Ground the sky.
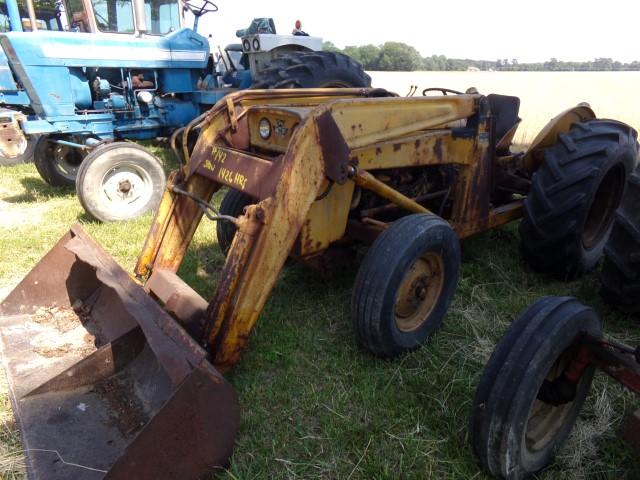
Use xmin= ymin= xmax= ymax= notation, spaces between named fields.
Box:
xmin=193 ymin=0 xmax=640 ymax=63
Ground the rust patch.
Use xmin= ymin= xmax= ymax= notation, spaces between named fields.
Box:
xmin=433 ymin=138 xmax=443 ymax=161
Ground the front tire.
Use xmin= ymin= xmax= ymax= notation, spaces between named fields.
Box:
xmin=34 ymin=135 xmax=87 ymax=187
xmin=470 ymin=297 xmax=601 ymax=480
xmin=251 ymin=51 xmax=371 ymax=89
xmin=520 ymin=120 xmax=638 ymax=279
xmin=216 ymin=188 xmax=255 ymax=255
xmin=76 ymin=142 xmax=166 ymax=222
xmin=601 ymin=169 xmax=640 ymax=312
xmin=351 ymin=214 xmax=461 ymax=358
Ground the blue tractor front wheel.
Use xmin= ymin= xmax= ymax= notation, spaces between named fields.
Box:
xmin=76 ymin=142 xmax=166 ymax=222
xmin=34 ymin=136 xmax=87 ymax=187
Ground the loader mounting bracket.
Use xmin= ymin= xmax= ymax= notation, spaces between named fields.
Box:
xmin=315 ymin=111 xmax=350 ymax=184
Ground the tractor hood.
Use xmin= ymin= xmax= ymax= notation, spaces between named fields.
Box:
xmin=0 ymin=28 xmax=209 ymax=69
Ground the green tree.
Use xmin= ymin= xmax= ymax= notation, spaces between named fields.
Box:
xmin=377 ymin=42 xmax=422 ymax=71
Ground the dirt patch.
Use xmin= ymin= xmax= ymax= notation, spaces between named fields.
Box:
xmin=32 ymin=301 xmax=93 ymax=334
xmin=31 ymin=301 xmax=101 ymax=358
xmin=94 ymin=375 xmax=147 ymax=437
xmin=33 ymin=337 xmax=95 ymax=358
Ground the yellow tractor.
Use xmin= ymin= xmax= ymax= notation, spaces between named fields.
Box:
xmin=0 ymin=87 xmax=637 ymax=478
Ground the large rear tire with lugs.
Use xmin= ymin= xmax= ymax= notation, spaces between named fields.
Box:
xmin=520 ymin=120 xmax=638 ymax=279
xmin=470 ymin=297 xmax=601 ymax=480
xmin=601 ymin=169 xmax=640 ymax=312
xmin=251 ymin=51 xmax=371 ymax=89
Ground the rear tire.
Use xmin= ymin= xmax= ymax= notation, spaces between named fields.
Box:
xmin=470 ymin=296 xmax=601 ymax=479
xmin=34 ymin=135 xmax=87 ymax=187
xmin=216 ymin=188 xmax=254 ymax=255
xmin=352 ymin=214 xmax=460 ymax=358
xmin=601 ymin=169 xmax=640 ymax=312
xmin=251 ymin=51 xmax=371 ymax=89
xmin=76 ymin=142 xmax=166 ymax=222
xmin=0 ymin=134 xmax=38 ymax=166
xmin=520 ymin=120 xmax=638 ymax=279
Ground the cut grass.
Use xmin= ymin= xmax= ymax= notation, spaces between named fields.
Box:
xmin=0 ymin=153 xmax=639 ymax=479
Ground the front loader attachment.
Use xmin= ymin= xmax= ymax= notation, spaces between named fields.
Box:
xmin=0 ymin=225 xmax=239 ymax=480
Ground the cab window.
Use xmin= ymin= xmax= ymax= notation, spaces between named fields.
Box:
xmin=0 ymin=0 xmax=10 ymax=32
xmin=90 ymin=0 xmax=134 ymax=33
xmin=144 ymin=0 xmax=179 ymax=34
xmin=0 ymin=0 xmax=65 ymax=31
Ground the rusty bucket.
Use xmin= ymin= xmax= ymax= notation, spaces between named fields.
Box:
xmin=0 ymin=225 xmax=239 ymax=479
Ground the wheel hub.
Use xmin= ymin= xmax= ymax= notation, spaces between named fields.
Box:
xmin=118 ymin=179 xmax=132 ymax=195
xmin=102 ymin=165 xmax=151 ymax=208
xmin=394 ymin=252 xmax=444 ymax=332
xmin=525 ymin=353 xmax=574 ymax=453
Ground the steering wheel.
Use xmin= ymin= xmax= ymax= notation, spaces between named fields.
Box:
xmin=183 ymin=0 xmax=218 ymax=17
xmin=422 ymin=87 xmax=464 ymax=96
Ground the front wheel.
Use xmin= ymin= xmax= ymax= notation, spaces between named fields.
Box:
xmin=76 ymin=142 xmax=166 ymax=222
xmin=351 ymin=214 xmax=461 ymax=358
xmin=34 ymin=135 xmax=87 ymax=186
xmin=470 ymin=297 xmax=602 ymax=479
xmin=216 ymin=188 xmax=255 ymax=255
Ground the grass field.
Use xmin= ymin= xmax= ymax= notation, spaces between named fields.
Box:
xmin=1 ymin=73 xmax=640 ymax=479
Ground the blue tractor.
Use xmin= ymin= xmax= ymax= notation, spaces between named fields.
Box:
xmin=0 ymin=0 xmax=370 ymax=220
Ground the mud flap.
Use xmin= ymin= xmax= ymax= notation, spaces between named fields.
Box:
xmin=0 ymin=225 xmax=239 ymax=479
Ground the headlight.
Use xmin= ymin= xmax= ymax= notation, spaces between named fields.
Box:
xmin=242 ymin=39 xmax=251 ymax=51
xmin=252 ymin=38 xmax=260 ymax=51
xmin=259 ymin=118 xmax=271 ymax=139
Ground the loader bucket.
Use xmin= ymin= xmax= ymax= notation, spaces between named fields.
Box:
xmin=0 ymin=225 xmax=239 ymax=480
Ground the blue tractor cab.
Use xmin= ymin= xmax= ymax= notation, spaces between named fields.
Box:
xmin=0 ymin=0 xmax=370 ymax=221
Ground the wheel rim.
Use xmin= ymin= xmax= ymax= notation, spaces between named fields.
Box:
xmin=394 ymin=252 xmax=444 ymax=332
xmin=582 ymin=164 xmax=625 ymax=250
xmin=524 ymin=353 xmax=574 ymax=453
xmin=319 ymin=81 xmax=353 ymax=88
xmin=51 ymin=143 xmax=84 ymax=181
xmin=1 ymin=135 xmax=27 ymax=159
xmin=100 ymin=162 xmax=154 ymax=217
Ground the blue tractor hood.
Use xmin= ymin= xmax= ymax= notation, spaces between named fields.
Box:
xmin=0 ymin=28 xmax=210 ymax=69
xmin=0 ymin=28 xmax=210 ymax=117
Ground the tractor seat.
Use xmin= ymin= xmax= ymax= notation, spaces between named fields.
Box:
xmin=487 ymin=94 xmax=520 ymax=149
xmin=226 ymin=44 xmax=243 ymax=52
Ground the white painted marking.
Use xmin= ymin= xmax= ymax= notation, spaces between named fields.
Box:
xmin=40 ymin=45 xmax=207 ymax=62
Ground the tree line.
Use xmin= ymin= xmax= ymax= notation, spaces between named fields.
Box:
xmin=323 ymin=41 xmax=640 ymax=72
